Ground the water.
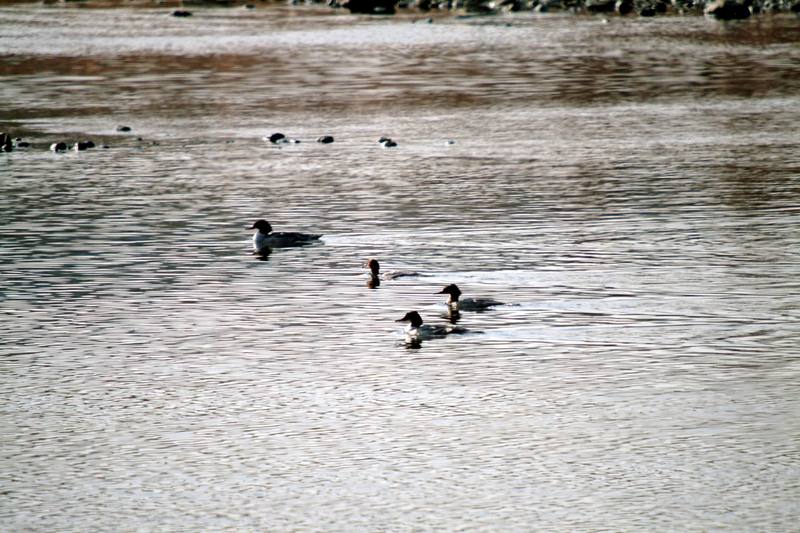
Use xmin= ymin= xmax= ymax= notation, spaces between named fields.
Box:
xmin=2 ymin=5 xmax=800 ymax=531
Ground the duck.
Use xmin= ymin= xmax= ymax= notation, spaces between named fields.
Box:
xmin=438 ymin=283 xmax=503 ymax=312
xmin=396 ymin=311 xmax=467 ymax=341
xmin=378 ymin=136 xmax=397 ymax=148
xmin=250 ymin=219 xmax=322 ymax=252
xmin=366 ymin=258 xmax=419 ymax=283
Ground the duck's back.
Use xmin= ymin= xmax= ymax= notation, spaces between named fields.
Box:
xmin=459 ymin=297 xmax=503 ymax=311
xmin=257 ymin=231 xmax=321 ymax=249
xmin=384 ymin=270 xmax=419 ymax=280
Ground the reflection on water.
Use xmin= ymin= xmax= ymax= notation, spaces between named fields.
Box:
xmin=1 ymin=5 xmax=800 ymax=531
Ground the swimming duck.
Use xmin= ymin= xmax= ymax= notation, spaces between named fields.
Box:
xmin=438 ymin=283 xmax=503 ymax=312
xmin=396 ymin=311 xmax=467 ymax=341
xmin=366 ymin=258 xmax=419 ymax=282
xmin=250 ymin=219 xmax=322 ymax=252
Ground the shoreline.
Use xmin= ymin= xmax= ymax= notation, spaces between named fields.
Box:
xmin=1 ymin=0 xmax=799 ymax=18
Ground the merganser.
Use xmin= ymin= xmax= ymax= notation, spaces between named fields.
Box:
xmin=438 ymin=284 xmax=503 ymax=312
xmin=250 ymin=219 xmax=321 ymax=252
xmin=379 ymin=136 xmax=397 ymax=148
xmin=396 ymin=311 xmax=467 ymax=341
xmin=366 ymin=258 xmax=419 ymax=282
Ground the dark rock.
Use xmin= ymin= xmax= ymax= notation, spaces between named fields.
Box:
xmin=587 ymin=0 xmax=616 ymax=11
xmin=172 ymin=9 xmax=193 ymax=16
xmin=73 ymin=140 xmax=95 ymax=151
xmin=1 ymin=132 xmax=12 ymax=152
xmin=268 ymin=133 xmax=286 ymax=144
xmin=317 ymin=135 xmax=335 ymax=144
xmin=792 ymin=1 xmax=800 ymax=12
xmin=462 ymin=0 xmax=496 ymax=11
xmin=615 ymin=0 xmax=635 ymax=13
xmin=704 ymin=0 xmax=751 ymax=18
xmin=342 ymin=0 xmax=397 ymax=13
xmin=50 ymin=142 xmax=68 ymax=152
xmin=116 ymin=125 xmax=132 ymax=132
xmin=499 ymin=0 xmax=524 ymax=9
xmin=640 ymin=5 xmax=656 ymax=14
xmin=654 ymin=1 xmax=668 ymax=12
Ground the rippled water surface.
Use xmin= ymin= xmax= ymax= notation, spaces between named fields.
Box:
xmin=2 ymin=5 xmax=800 ymax=531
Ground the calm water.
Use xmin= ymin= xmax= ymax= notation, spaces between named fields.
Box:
xmin=2 ymin=5 xmax=800 ymax=531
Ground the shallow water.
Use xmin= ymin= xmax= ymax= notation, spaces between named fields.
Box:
xmin=1 ymin=5 xmax=800 ymax=531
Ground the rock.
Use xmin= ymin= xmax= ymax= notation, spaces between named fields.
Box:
xmin=587 ymin=0 xmax=616 ymax=11
xmin=615 ymin=0 xmax=635 ymax=13
xmin=704 ymin=0 xmax=751 ymax=18
xmin=268 ymin=133 xmax=286 ymax=144
xmin=73 ymin=140 xmax=95 ymax=151
xmin=791 ymin=0 xmax=800 ymax=11
xmin=172 ymin=9 xmax=192 ymax=16
xmin=50 ymin=142 xmax=68 ymax=152
xmin=342 ymin=0 xmax=397 ymax=13
xmin=1 ymin=132 xmax=12 ymax=152
xmin=116 ymin=125 xmax=132 ymax=132
xmin=316 ymin=135 xmax=334 ymax=144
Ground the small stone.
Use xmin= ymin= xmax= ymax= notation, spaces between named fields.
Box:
xmin=317 ymin=135 xmax=334 ymax=144
xmin=116 ymin=125 xmax=132 ymax=132
xmin=172 ymin=9 xmax=192 ymax=16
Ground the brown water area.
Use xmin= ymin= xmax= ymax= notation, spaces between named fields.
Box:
xmin=1 ymin=4 xmax=800 ymax=531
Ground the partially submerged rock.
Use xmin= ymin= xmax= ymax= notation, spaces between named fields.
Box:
xmin=73 ymin=140 xmax=96 ymax=151
xmin=1 ymin=132 xmax=12 ymax=152
xmin=342 ymin=0 xmax=397 ymax=13
xmin=704 ymin=0 xmax=751 ymax=17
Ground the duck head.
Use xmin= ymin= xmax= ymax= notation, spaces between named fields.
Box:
xmin=367 ymin=258 xmax=380 ymax=277
xmin=250 ymin=219 xmax=272 ymax=233
xmin=437 ymin=284 xmax=462 ymax=302
xmin=396 ymin=311 xmax=423 ymax=328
